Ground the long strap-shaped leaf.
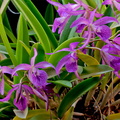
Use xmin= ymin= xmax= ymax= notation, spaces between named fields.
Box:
xmin=0 ymin=14 xmax=18 ymax=66
xmin=58 ymin=77 xmax=100 ymax=118
xmin=11 ymin=0 xmax=51 ymax=59
xmin=22 ymin=0 xmax=58 ymax=49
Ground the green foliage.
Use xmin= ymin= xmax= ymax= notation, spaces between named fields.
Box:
xmin=58 ymin=77 xmax=100 ymax=118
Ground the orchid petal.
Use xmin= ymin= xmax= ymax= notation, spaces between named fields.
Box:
xmin=14 ymin=95 xmax=27 ymax=111
xmin=58 ymin=17 xmax=70 ymax=34
xmin=0 ymin=77 xmax=4 ymax=95
xmin=1 ymin=66 xmax=12 ymax=74
xmin=76 ymin=24 xmax=86 ymax=33
xmin=22 ymin=85 xmax=34 ymax=94
xmin=28 ymin=69 xmax=48 ymax=87
xmin=113 ymin=37 xmax=120 ymax=44
xmin=70 ymin=17 xmax=89 ymax=28
xmin=65 ymin=57 xmax=78 ymax=72
xmin=12 ymin=64 xmax=31 ymax=76
xmin=66 ymin=10 xmax=85 ymax=15
xmin=69 ymin=42 xmax=80 ymax=50
xmin=79 ymin=27 xmax=92 ymax=49
xmin=89 ymin=8 xmax=97 ymax=23
xmin=56 ymin=54 xmax=70 ymax=74
xmin=30 ymin=48 xmax=38 ymax=66
xmin=95 ymin=25 xmax=111 ymax=40
xmin=32 ymin=88 xmax=47 ymax=102
xmin=52 ymin=17 xmax=66 ymax=33
xmin=0 ymin=87 xmax=18 ymax=102
xmin=102 ymin=0 xmax=112 ymax=5
xmin=94 ymin=16 xmax=118 ymax=26
xmin=35 ymin=61 xmax=55 ymax=69
xmin=113 ymin=0 xmax=120 ymax=11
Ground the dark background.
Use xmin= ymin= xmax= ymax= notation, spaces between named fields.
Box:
xmin=6 ymin=0 xmax=48 ymax=35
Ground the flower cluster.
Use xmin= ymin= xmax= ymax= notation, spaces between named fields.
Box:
xmin=0 ymin=49 xmax=56 ymax=111
xmin=46 ymin=0 xmax=120 ymax=77
xmin=1 ymin=0 xmax=120 ymax=116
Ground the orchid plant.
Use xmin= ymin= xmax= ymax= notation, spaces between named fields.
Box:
xmin=0 ymin=0 xmax=120 ymax=120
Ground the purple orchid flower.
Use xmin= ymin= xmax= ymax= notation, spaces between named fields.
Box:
xmin=47 ymin=42 xmax=81 ymax=79
xmin=12 ymin=48 xmax=55 ymax=88
xmin=0 ymin=83 xmax=34 ymax=111
xmin=71 ymin=8 xmax=118 ymax=49
xmin=0 ymin=66 xmax=15 ymax=95
xmin=0 ymin=82 xmax=51 ymax=111
xmin=101 ymin=43 xmax=120 ymax=77
xmin=47 ymin=0 xmax=85 ymax=34
xmin=102 ymin=0 xmax=120 ymax=11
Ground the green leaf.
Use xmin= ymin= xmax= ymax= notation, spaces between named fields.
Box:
xmin=79 ymin=65 xmax=113 ymax=78
xmin=5 ymin=27 xmax=17 ymax=43
xmin=44 ymin=4 xmax=54 ymax=24
xmin=85 ymin=0 xmax=97 ymax=8
xmin=22 ymin=0 xmax=58 ymax=49
xmin=16 ymin=13 xmax=29 ymax=64
xmin=48 ymin=80 xmax=72 ymax=88
xmin=106 ymin=113 xmax=120 ymax=120
xmin=62 ymin=106 xmax=74 ymax=120
xmin=58 ymin=77 xmax=100 ymax=118
xmin=62 ymin=0 xmax=75 ymax=4
xmin=0 ymin=14 xmax=18 ymax=66
xmin=13 ymin=109 xmax=56 ymax=120
xmin=11 ymin=0 xmax=51 ymax=59
xmin=0 ymin=58 xmax=12 ymax=66
xmin=77 ymin=52 xmax=99 ymax=66
xmin=0 ymin=0 xmax=10 ymax=15
xmin=48 ymin=37 xmax=84 ymax=66
xmin=0 ymin=44 xmax=8 ymax=54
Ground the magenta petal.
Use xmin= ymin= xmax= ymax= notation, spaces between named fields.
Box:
xmin=69 ymin=42 xmax=80 ymax=50
xmin=56 ymin=54 xmax=70 ymax=74
xmin=22 ymin=85 xmax=34 ymax=94
xmin=52 ymin=17 xmax=65 ymax=33
xmin=95 ymin=25 xmax=111 ymax=40
xmin=89 ymin=8 xmax=97 ymax=23
xmin=32 ymin=88 xmax=47 ymax=101
xmin=12 ymin=64 xmax=31 ymax=76
xmin=71 ymin=17 xmax=89 ymax=28
xmin=0 ymin=87 xmax=17 ymax=102
xmin=0 ymin=77 xmax=4 ymax=95
xmin=28 ymin=69 xmax=48 ymax=87
xmin=102 ymin=0 xmax=112 ymax=5
xmin=30 ymin=48 xmax=38 ymax=66
xmin=114 ymin=0 xmax=120 ymax=11
xmin=65 ymin=57 xmax=78 ymax=72
xmin=35 ymin=61 xmax=55 ymax=69
xmin=76 ymin=24 xmax=86 ymax=33
xmin=1 ymin=66 xmax=12 ymax=74
xmin=14 ymin=95 xmax=27 ymax=111
xmin=58 ymin=17 xmax=69 ymax=34
xmin=113 ymin=37 xmax=120 ymax=44
xmin=94 ymin=17 xmax=118 ymax=26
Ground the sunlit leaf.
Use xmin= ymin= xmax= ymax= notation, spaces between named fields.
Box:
xmin=48 ymin=80 xmax=72 ymax=88
xmin=106 ymin=113 xmax=120 ymax=120
xmin=13 ymin=109 xmax=56 ymax=120
xmin=80 ymin=65 xmax=113 ymax=78
xmin=77 ymin=51 xmax=99 ymax=66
